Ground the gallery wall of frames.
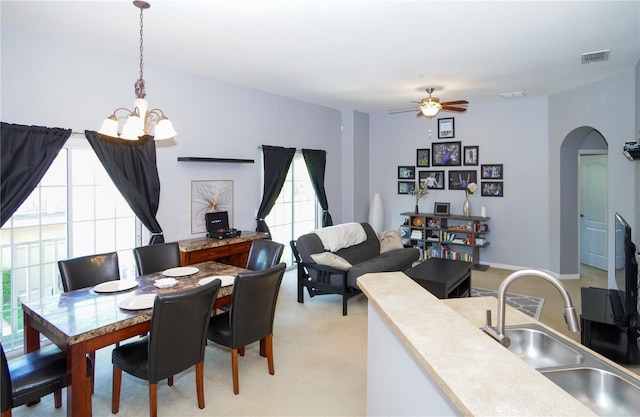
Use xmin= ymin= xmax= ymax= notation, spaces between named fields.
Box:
xmin=397 ymin=117 xmax=504 ymax=198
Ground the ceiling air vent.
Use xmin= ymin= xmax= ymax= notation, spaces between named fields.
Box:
xmin=581 ymin=50 xmax=610 ymax=64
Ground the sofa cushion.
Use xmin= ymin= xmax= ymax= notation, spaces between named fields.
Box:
xmin=310 ymin=252 xmax=353 ymax=270
xmin=378 ymin=228 xmax=403 ymax=254
xmin=347 ymin=247 xmax=420 ymax=288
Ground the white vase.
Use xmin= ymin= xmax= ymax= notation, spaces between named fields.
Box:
xmin=463 ymin=197 xmax=471 ymax=217
xmin=369 ymin=193 xmax=384 ymax=233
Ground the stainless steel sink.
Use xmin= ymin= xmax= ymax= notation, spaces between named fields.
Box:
xmin=542 ymin=367 xmax=640 ymax=417
xmin=504 ymin=327 xmax=584 ymax=368
xmin=500 ymin=324 xmax=640 ymax=416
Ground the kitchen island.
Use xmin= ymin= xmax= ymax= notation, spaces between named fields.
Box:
xmin=357 ymin=271 xmax=597 ymax=416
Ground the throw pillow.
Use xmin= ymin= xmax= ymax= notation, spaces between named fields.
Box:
xmin=311 ymin=252 xmax=353 ymax=270
xmin=378 ymin=228 xmax=404 ymax=254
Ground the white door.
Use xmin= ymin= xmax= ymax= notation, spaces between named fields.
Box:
xmin=579 ymin=154 xmax=608 ymax=270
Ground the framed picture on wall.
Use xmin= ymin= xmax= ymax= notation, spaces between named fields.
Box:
xmin=481 ymin=164 xmax=503 ymax=179
xmin=416 ymin=149 xmax=430 ymax=167
xmin=190 ymin=180 xmax=234 ymax=234
xmin=434 ymin=202 xmax=451 ymax=216
xmin=448 ymin=170 xmax=478 ymax=190
xmin=398 ymin=181 xmax=416 ymax=194
xmin=463 ymin=146 xmax=479 ymax=165
xmin=438 ymin=117 xmax=455 ymax=139
xmin=481 ymin=181 xmax=504 ymax=197
xmin=431 ymin=141 xmax=461 ymax=166
xmin=398 ymin=166 xmax=416 ymax=179
xmin=419 ymin=170 xmax=445 ymax=189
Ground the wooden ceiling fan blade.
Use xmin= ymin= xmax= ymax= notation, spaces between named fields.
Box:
xmin=440 ymin=100 xmax=469 ymax=106
xmin=416 ymin=111 xmax=426 ymax=118
xmin=441 ymin=106 xmax=468 ymax=113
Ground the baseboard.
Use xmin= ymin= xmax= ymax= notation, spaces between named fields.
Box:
xmin=477 ymin=262 xmax=578 ymax=280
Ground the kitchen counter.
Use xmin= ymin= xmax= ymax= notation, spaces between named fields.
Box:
xmin=358 ymin=271 xmax=596 ymax=416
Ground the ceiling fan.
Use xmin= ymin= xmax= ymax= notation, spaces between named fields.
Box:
xmin=388 ymin=88 xmax=469 ymax=119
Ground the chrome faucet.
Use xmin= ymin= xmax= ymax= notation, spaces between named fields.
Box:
xmin=483 ymin=269 xmax=581 ymax=347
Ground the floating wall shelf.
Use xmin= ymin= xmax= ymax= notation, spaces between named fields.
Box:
xmin=177 ymin=157 xmax=255 ymax=164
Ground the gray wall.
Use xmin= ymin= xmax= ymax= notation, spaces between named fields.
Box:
xmin=549 ymin=71 xmax=637 ymax=283
xmin=369 ymin=96 xmax=551 ymax=270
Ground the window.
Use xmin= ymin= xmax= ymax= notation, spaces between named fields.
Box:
xmin=265 ymin=153 xmax=318 ymax=266
xmin=0 ymin=137 xmax=141 ymax=352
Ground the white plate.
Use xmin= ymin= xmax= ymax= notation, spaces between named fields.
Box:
xmin=162 ymin=266 xmax=199 ymax=277
xmin=118 ymin=294 xmax=157 ymax=311
xmin=199 ymin=275 xmax=235 ymax=287
xmin=154 ymin=278 xmax=178 ymax=288
xmin=94 ymin=280 xmax=138 ymax=293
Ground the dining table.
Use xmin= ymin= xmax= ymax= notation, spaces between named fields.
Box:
xmin=21 ymin=260 xmax=245 ymax=417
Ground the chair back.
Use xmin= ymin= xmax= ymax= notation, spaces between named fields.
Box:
xmin=230 ymin=263 xmax=286 ymax=348
xmin=133 ymin=242 xmax=181 ymax=275
xmin=147 ymin=280 xmax=221 ymax=384
xmin=246 ymin=239 xmax=284 ymax=271
xmin=58 ymin=251 xmax=120 ymax=292
xmin=1 ymin=343 xmax=11 ymax=412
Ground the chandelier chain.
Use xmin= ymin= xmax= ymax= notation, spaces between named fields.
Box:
xmin=134 ymin=4 xmax=146 ymax=99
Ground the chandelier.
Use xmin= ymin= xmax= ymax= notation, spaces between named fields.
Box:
xmin=98 ymin=1 xmax=176 ymax=141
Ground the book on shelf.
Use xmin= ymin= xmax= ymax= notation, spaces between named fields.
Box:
xmin=440 ymin=231 xmax=457 ymax=242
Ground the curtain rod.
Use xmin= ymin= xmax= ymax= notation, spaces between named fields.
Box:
xmin=256 ymin=146 xmax=327 ymax=154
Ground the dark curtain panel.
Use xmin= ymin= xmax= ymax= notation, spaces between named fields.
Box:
xmin=302 ymin=148 xmax=333 ymax=227
xmin=85 ymin=131 xmax=165 ymax=244
xmin=256 ymin=145 xmax=296 ymax=237
xmin=1 ymin=122 xmax=70 ymax=227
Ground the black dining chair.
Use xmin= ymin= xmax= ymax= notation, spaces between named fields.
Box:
xmin=245 ymin=239 xmax=284 ymax=271
xmin=132 ymin=242 xmax=182 ymax=275
xmin=58 ymin=251 xmax=120 ymax=292
xmin=111 ymin=279 xmax=222 ymax=417
xmin=207 ymin=263 xmax=286 ymax=394
xmin=1 ymin=342 xmax=92 ymax=417
xmin=58 ymin=251 xmax=120 ymax=392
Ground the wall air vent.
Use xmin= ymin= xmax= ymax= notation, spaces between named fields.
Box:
xmin=581 ymin=50 xmax=610 ymax=64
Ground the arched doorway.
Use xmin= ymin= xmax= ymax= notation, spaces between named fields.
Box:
xmin=559 ymin=126 xmax=608 ymax=277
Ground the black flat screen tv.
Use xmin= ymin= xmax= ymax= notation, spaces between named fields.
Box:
xmin=614 ymin=212 xmax=639 ymax=325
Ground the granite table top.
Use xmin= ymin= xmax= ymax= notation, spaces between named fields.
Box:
xmin=177 ymin=231 xmax=269 ymax=252
xmin=22 ymin=261 xmax=244 ymax=346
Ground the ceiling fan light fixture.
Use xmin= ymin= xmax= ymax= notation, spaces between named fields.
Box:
xmin=421 ymin=102 xmax=442 ymax=118
xmin=98 ymin=1 xmax=176 ymax=141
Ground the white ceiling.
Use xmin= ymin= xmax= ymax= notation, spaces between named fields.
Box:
xmin=2 ymin=0 xmax=639 ymax=114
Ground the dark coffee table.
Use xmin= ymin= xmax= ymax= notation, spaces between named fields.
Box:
xmin=404 ymin=257 xmax=472 ymax=299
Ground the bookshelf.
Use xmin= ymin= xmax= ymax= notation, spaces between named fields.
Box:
xmin=401 ymin=212 xmax=491 ymax=271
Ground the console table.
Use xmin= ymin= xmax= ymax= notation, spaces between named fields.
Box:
xmin=178 ymin=231 xmax=268 ymax=267
xmin=580 ymin=287 xmax=640 ymax=364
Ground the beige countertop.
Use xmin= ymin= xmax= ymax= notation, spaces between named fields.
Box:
xmin=358 ymin=271 xmax=596 ymax=416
